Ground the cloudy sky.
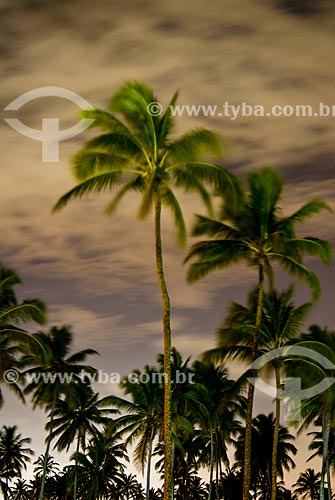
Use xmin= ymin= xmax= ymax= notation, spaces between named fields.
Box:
xmin=0 ymin=0 xmax=334 ymax=488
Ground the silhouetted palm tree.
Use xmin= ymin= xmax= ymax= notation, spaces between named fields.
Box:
xmin=47 ymin=389 xmax=117 ymax=500
xmin=185 ymin=166 xmax=332 ymax=500
xmin=207 ymin=286 xmax=311 ymax=500
xmin=23 ymin=325 xmax=97 ymax=500
xmin=53 ymin=79 xmax=237 ymax=500
xmin=8 ymin=478 xmax=30 ymax=500
xmin=192 ymin=360 xmax=244 ymax=500
xmin=0 ymin=266 xmax=46 ymax=406
xmin=235 ymin=413 xmax=296 ymax=495
xmin=68 ymin=432 xmax=127 ymax=500
xmin=0 ymin=426 xmax=34 ymax=500
xmin=109 ymin=365 xmax=162 ymax=499
xmin=293 ymin=468 xmax=321 ymax=500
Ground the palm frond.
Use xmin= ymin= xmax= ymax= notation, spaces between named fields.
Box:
xmin=161 ymin=186 xmax=186 ymax=246
xmin=105 ymin=175 xmax=145 ymax=214
xmin=0 ymin=300 xmax=46 ymax=325
xmin=110 ymin=80 xmax=159 ymax=152
xmin=280 ymin=199 xmax=332 ymax=228
xmin=53 ymin=171 xmax=123 ymax=212
xmin=157 ymin=90 xmax=179 ymax=146
xmin=270 ymin=253 xmax=321 ymax=301
xmin=185 ymin=240 xmax=250 ymax=282
xmin=192 ymin=214 xmax=242 ymax=239
xmin=72 ymin=150 xmax=130 ymax=181
xmin=284 ymin=237 xmax=333 ymax=266
xmin=167 ymin=129 xmax=222 ymax=163
xmin=138 ymin=174 xmax=156 ymax=219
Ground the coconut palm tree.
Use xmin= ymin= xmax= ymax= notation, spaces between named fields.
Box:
xmin=47 ymin=389 xmax=118 ymax=500
xmin=109 ymin=365 xmax=163 ymax=500
xmin=67 ymin=432 xmax=127 ymax=500
xmin=192 ymin=360 xmax=245 ymax=500
xmin=118 ymin=473 xmax=145 ymax=500
xmin=293 ymin=469 xmax=321 ymax=500
xmin=8 ymin=479 xmax=30 ymax=500
xmin=185 ymin=166 xmax=332 ymax=500
xmin=288 ymin=325 xmax=335 ymax=500
xmin=53 ymin=80 xmax=237 ymax=500
xmin=23 ymin=325 xmax=98 ymax=500
xmin=0 ymin=266 xmax=46 ymax=406
xmin=0 ymin=426 xmax=34 ymax=500
xmin=308 ymin=423 xmax=335 ymax=500
xmin=234 ymin=413 xmax=297 ymax=496
xmin=206 ymin=286 xmax=312 ymax=500
xmin=33 ymin=454 xmax=60 ymax=479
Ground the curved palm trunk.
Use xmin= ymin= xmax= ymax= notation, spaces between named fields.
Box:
xmin=320 ymin=412 xmax=331 ymax=500
xmin=270 ymin=365 xmax=281 ymax=500
xmin=146 ymin=427 xmax=154 ymax=500
xmin=154 ymin=196 xmax=173 ymax=500
xmin=73 ymin=433 xmax=80 ymax=500
xmin=242 ymin=258 xmax=265 ymax=500
xmin=208 ymin=425 xmax=215 ymax=500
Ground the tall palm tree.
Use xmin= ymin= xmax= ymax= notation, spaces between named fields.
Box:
xmin=234 ymin=413 xmax=297 ymax=496
xmin=109 ymin=365 xmax=162 ymax=500
xmin=23 ymin=325 xmax=98 ymax=500
xmin=53 ymin=80 xmax=237 ymax=500
xmin=206 ymin=286 xmax=311 ymax=500
xmin=308 ymin=423 xmax=335 ymax=500
xmin=0 ymin=426 xmax=34 ymax=500
xmin=293 ymin=469 xmax=321 ymax=500
xmin=288 ymin=325 xmax=335 ymax=500
xmin=47 ymin=389 xmax=118 ymax=500
xmin=192 ymin=360 xmax=245 ymax=500
xmin=185 ymin=166 xmax=332 ymax=500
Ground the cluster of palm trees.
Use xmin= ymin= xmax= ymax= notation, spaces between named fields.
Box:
xmin=0 ymin=336 xmax=334 ymax=499
xmin=0 ymin=80 xmax=333 ymax=500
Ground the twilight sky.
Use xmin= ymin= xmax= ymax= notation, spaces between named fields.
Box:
xmin=0 ymin=0 xmax=334 ymax=489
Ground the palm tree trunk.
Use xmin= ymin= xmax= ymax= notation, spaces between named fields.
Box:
xmin=154 ymin=195 xmax=173 ymax=500
xmin=208 ymin=425 xmax=215 ymax=500
xmin=39 ymin=386 xmax=58 ymax=500
xmin=146 ymin=427 xmax=154 ymax=500
xmin=320 ymin=412 xmax=330 ymax=500
xmin=242 ymin=258 xmax=264 ymax=500
xmin=270 ymin=365 xmax=281 ymax=500
xmin=326 ymin=457 xmax=332 ymax=500
xmin=215 ymin=434 xmax=220 ymax=500
xmin=73 ymin=433 xmax=80 ymax=500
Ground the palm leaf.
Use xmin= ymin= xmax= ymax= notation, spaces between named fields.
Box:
xmin=161 ymin=186 xmax=186 ymax=246
xmin=105 ymin=175 xmax=145 ymax=214
xmin=53 ymin=171 xmax=123 ymax=212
